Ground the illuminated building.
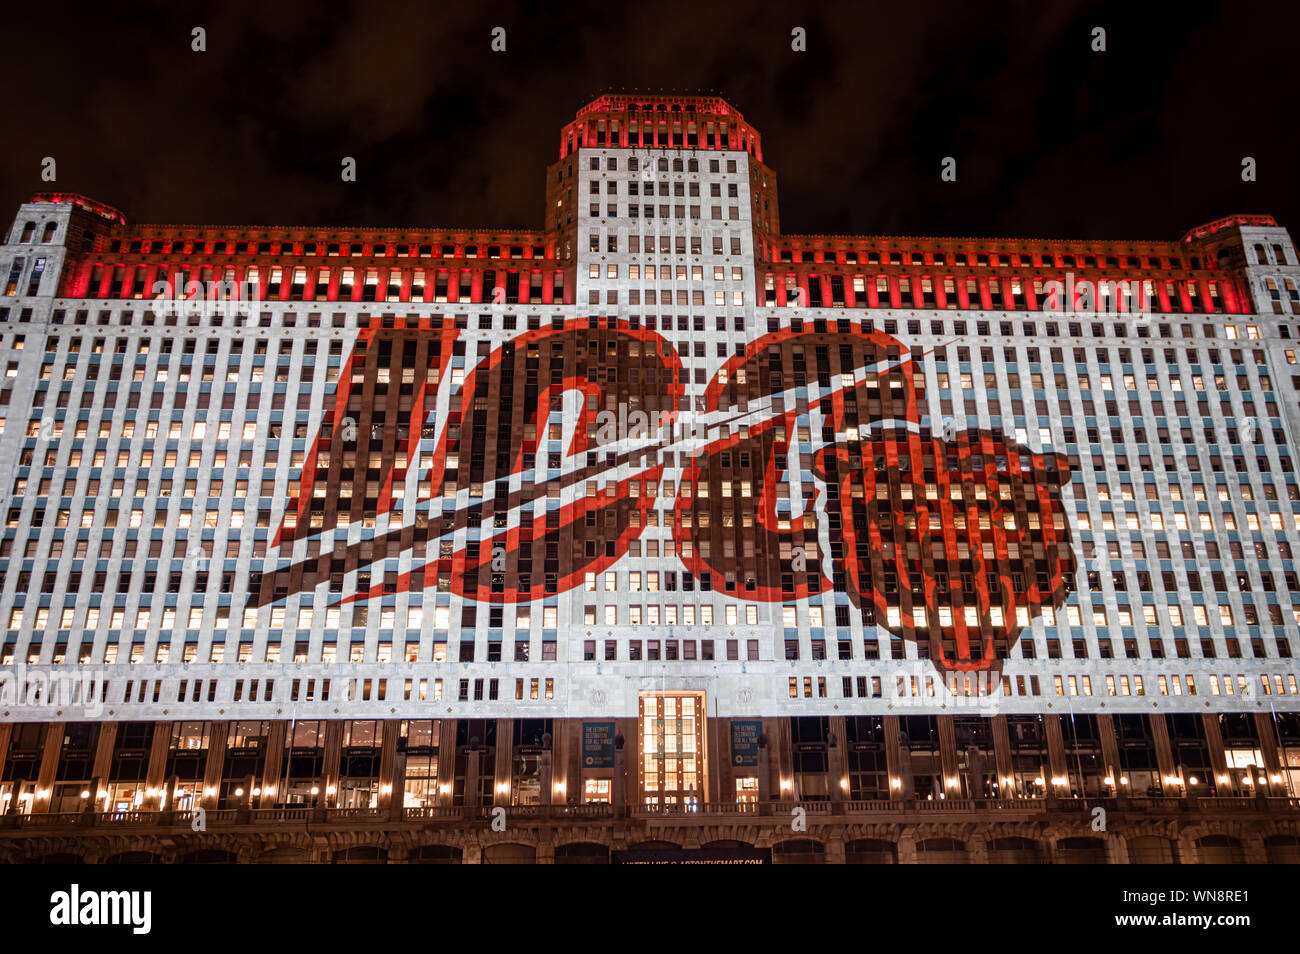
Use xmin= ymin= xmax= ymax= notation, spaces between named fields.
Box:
xmin=0 ymin=95 xmax=1296 ymax=863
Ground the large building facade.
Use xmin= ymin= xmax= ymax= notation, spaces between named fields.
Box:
xmin=0 ymin=94 xmax=1297 ymax=863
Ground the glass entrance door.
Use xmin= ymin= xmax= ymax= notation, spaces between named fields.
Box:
xmin=639 ymin=691 xmax=706 ymax=806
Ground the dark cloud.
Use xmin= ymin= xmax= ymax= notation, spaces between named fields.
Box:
xmin=2 ymin=0 xmax=1297 ymax=240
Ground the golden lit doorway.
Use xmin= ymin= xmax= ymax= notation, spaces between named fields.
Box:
xmin=639 ymin=690 xmax=707 ymax=806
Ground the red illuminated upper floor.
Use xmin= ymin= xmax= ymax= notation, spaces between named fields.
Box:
xmin=6 ymin=95 xmax=1291 ymax=316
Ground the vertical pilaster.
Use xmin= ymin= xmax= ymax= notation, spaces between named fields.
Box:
xmin=0 ymin=722 xmax=12 ymax=784
xmin=1097 ymin=715 xmax=1121 ymax=794
xmin=829 ymin=715 xmax=847 ymax=801
xmin=377 ymin=718 xmax=399 ymax=811
xmin=1200 ymin=713 xmax=1230 ymax=795
xmin=436 ymin=719 xmax=457 ymax=807
xmin=465 ymin=745 xmax=482 ymax=808
xmin=706 ymin=713 xmax=724 ymax=803
xmin=145 ymin=722 xmax=171 ymax=791
xmin=769 ymin=717 xmax=792 ymax=799
xmin=201 ymin=720 xmax=228 ymax=809
xmin=321 ymin=720 xmax=343 ymax=806
xmin=617 ymin=716 xmax=636 ymax=810
xmin=91 ymin=722 xmax=117 ymax=779
xmin=1044 ymin=714 xmax=1069 ymax=796
xmin=32 ymin=721 xmax=64 ymax=813
xmin=1254 ymin=712 xmax=1286 ymax=795
xmin=562 ymin=719 xmax=582 ymax=805
xmin=1149 ymin=714 xmax=1178 ymax=796
xmin=493 ymin=718 xmax=513 ymax=806
xmin=259 ymin=721 xmax=286 ymax=807
xmin=937 ymin=716 xmax=959 ymax=798
xmin=884 ymin=715 xmax=903 ymax=800
xmin=714 ymin=716 xmax=734 ymax=803
xmin=991 ymin=715 xmax=1014 ymax=798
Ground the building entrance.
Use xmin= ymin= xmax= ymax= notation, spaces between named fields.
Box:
xmin=638 ymin=690 xmax=706 ymax=806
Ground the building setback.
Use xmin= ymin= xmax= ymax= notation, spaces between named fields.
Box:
xmin=0 ymin=94 xmax=1297 ymax=863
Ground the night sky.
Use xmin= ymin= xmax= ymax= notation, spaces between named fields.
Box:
xmin=4 ymin=0 xmax=1298 ymax=241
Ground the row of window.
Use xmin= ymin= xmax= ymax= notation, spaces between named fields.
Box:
xmin=760 ymin=242 xmax=1293 ymax=270
xmin=821 ymin=671 xmax=1300 ymax=701
xmin=2 ymin=257 xmax=47 ymax=297
xmin=759 ymin=272 xmax=1252 ymax=314
xmin=582 ymin=601 xmax=755 ymax=624
xmin=588 ymin=203 xmax=741 ymax=221
xmin=6 ymin=621 xmax=1295 ymax=670
xmin=586 ymin=232 xmax=744 ymax=256
xmin=588 ymin=289 xmax=746 ymax=307
xmin=576 ymin=155 xmax=740 ymax=174
xmin=586 ymin=178 xmax=739 ymax=198
xmin=68 ymin=264 xmax=568 ymax=305
xmin=10 ymin=231 xmax=1281 ymax=283
xmin=563 ymin=116 xmax=761 ymax=161
xmin=2 ymin=308 xmax=581 ymax=331
xmin=11 ymin=222 xmax=58 ymax=244
xmin=96 ymin=239 xmax=549 ymax=260
xmin=588 ymin=263 xmax=746 ymax=281
xmin=778 ymin=631 xmax=1290 ymax=662
xmin=0 ymin=670 xmax=557 ymax=708
xmin=1 ymin=637 xmax=565 ymax=666
xmin=3 ymin=600 xmax=1296 ymax=660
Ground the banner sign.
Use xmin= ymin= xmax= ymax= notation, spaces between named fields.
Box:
xmin=582 ymin=721 xmax=616 ymax=768
xmin=731 ymin=720 xmax=762 ymax=767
